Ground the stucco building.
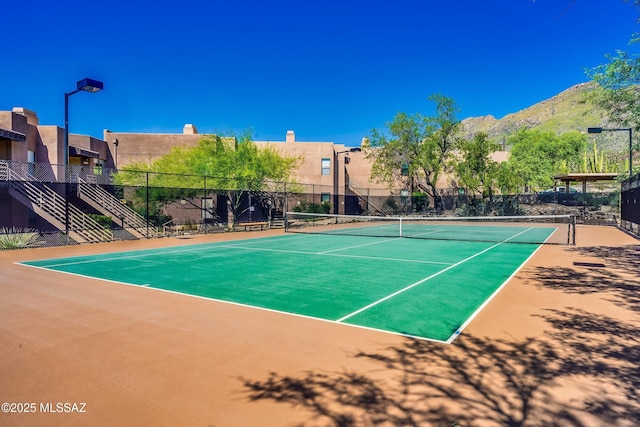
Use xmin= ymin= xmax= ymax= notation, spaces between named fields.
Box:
xmin=3 ymin=105 xmax=502 ymax=240
xmin=102 ymin=126 xmax=398 ymax=216
xmin=1 ymin=107 xmax=115 ymax=234
xmin=1 ymin=106 xmax=406 ymax=239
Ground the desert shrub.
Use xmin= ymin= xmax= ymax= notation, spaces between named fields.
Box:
xmin=0 ymin=227 xmax=39 ymax=250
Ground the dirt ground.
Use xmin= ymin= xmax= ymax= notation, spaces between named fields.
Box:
xmin=0 ymin=226 xmax=638 ymax=426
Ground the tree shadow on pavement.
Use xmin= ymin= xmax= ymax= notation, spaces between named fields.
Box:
xmin=536 ymin=308 xmax=640 ymax=415
xmin=527 ymin=245 xmax=640 ymax=312
xmin=241 ymin=314 xmax=640 ymax=426
xmin=240 ymin=245 xmax=640 ymax=426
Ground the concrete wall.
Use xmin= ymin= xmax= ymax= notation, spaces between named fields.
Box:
xmin=104 ymin=129 xmax=202 ymax=168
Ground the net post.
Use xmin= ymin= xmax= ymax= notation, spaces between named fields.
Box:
xmin=284 ymin=212 xmax=289 ymax=233
xmin=571 ymin=215 xmax=576 ymax=245
xmin=399 ymin=217 xmax=403 ymax=238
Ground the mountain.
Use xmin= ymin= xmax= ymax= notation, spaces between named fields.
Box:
xmin=461 ymin=82 xmax=608 ymax=146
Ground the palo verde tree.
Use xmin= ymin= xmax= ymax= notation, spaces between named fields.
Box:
xmin=114 ymin=131 xmax=301 ymax=227
xmin=366 ymin=94 xmax=463 ymax=211
xmin=453 ymin=132 xmax=501 ymax=198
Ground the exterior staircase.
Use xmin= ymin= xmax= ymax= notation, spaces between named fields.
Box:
xmin=270 ymin=210 xmax=285 ymax=228
xmin=76 ymin=176 xmax=157 ymax=238
xmin=347 ymin=181 xmax=394 ymax=216
xmin=252 ymin=190 xmax=286 ymax=227
xmin=1 ymin=162 xmax=112 ymax=244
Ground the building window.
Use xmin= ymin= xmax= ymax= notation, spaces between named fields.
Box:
xmin=321 ymin=193 xmax=330 ymax=203
xmin=27 ymin=150 xmax=36 ymax=175
xmin=321 ymin=158 xmax=331 ymax=175
xmin=94 ymin=159 xmax=105 ymax=176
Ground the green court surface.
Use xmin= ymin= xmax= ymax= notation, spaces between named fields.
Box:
xmin=18 ymin=229 xmax=551 ymax=343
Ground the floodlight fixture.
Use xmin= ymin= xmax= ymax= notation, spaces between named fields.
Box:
xmin=76 ymin=78 xmax=104 ymax=93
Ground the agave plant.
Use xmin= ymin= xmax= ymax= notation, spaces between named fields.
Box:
xmin=0 ymin=227 xmax=39 ymax=250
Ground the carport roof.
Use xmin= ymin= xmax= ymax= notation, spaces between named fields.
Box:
xmin=553 ymin=173 xmax=618 ymax=182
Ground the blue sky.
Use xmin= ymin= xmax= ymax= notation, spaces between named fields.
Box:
xmin=1 ymin=0 xmax=638 ymax=146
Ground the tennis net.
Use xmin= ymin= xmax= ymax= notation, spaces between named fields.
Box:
xmin=284 ymin=212 xmax=576 ymax=245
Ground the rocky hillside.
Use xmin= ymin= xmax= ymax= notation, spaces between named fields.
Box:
xmin=461 ymin=82 xmax=608 ymax=146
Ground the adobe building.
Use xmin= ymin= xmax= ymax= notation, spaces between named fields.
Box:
xmin=1 ymin=107 xmax=115 ymax=230
xmin=1 ymin=107 xmax=114 ymax=171
xmin=103 ymin=126 xmax=394 ymax=215
xmin=3 ymin=104 xmax=503 ymax=236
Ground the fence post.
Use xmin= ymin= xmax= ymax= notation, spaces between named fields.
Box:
xmin=64 ymin=165 xmax=70 ymax=245
xmin=146 ymin=172 xmax=149 ymax=238
xmin=284 ymin=182 xmax=288 ymax=216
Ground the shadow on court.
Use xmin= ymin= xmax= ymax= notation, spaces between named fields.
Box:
xmin=530 ymin=245 xmax=640 ymax=312
xmin=239 ymin=245 xmax=640 ymax=426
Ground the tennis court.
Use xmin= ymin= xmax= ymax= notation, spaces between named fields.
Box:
xmin=18 ymin=217 xmax=567 ymax=342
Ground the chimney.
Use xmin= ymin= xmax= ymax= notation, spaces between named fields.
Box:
xmin=12 ymin=107 xmax=39 ymax=125
xmin=286 ymin=130 xmax=295 ymax=142
xmin=183 ymin=124 xmax=198 ymax=134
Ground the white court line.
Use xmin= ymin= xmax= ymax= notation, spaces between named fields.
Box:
xmin=445 ymin=226 xmax=557 ymax=343
xmin=24 ymin=244 xmax=223 ymax=268
xmin=408 ymin=225 xmax=532 ymax=239
xmin=225 ymin=233 xmax=314 ymax=246
xmin=445 ymin=243 xmax=545 ymax=344
xmin=17 ymin=262 xmax=148 ymax=287
xmin=336 ymin=227 xmax=534 ymax=323
xmin=410 ymin=228 xmax=446 ymax=237
xmin=15 ymin=259 xmax=449 ymax=344
xmin=217 ymin=244 xmax=452 ymax=266
xmin=317 ymin=237 xmax=400 ymax=254
xmin=21 ymin=234 xmax=315 ymax=268
xmin=323 ymin=252 xmax=450 ymax=265
xmin=20 ymin=233 xmax=451 ymax=269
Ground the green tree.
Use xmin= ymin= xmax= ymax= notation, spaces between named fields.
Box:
xmin=586 ymin=33 xmax=640 ymax=175
xmin=114 ymin=132 xmax=301 ymax=227
xmin=501 ymin=129 xmax=586 ymax=192
xmin=366 ymin=94 xmax=462 ymax=211
xmin=587 ymin=44 xmax=640 ymax=131
xmin=454 ymin=132 xmax=500 ymax=197
xmin=495 ymin=161 xmax=523 ymax=195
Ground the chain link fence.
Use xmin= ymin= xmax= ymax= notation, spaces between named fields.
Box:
xmin=0 ymin=160 xmax=624 ymax=248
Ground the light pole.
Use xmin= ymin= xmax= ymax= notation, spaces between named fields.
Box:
xmin=64 ymin=78 xmax=104 ymax=166
xmin=63 ymin=77 xmax=104 ymax=238
xmin=333 ymin=147 xmax=362 ymax=214
xmin=587 ymin=127 xmax=633 ymax=177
